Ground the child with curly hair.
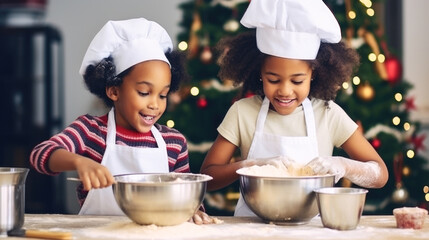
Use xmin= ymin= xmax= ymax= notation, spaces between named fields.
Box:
xmin=30 ymin=17 xmax=213 ymax=224
xmin=200 ymin=0 xmax=388 ymax=216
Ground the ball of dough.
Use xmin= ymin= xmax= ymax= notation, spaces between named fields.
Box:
xmin=393 ymin=207 xmax=427 ymax=229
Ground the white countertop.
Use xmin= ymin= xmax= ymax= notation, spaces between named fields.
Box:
xmin=8 ymin=214 xmax=429 ymax=240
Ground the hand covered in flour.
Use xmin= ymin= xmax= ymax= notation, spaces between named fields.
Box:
xmin=305 ymin=157 xmax=346 ymax=183
xmin=305 ymin=156 xmax=381 ymax=187
xmin=191 ymin=210 xmax=215 ymax=225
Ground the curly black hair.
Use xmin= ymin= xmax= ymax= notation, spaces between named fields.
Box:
xmin=215 ymin=31 xmax=360 ymax=101
xmin=83 ymin=50 xmax=189 ymax=107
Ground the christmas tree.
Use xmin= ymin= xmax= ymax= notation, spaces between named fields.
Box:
xmin=324 ymin=0 xmax=429 ymax=214
xmin=160 ymin=0 xmax=429 ymax=215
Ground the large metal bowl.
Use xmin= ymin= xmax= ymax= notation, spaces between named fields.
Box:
xmin=237 ymin=169 xmax=335 ymax=225
xmin=113 ymin=173 xmax=212 ymax=226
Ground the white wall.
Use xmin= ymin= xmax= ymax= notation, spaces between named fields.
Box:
xmin=403 ymin=0 xmax=429 ymax=169
xmin=403 ymin=1 xmax=429 ymax=123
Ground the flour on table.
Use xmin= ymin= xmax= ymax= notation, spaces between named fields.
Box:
xmin=77 ymin=216 xmax=426 ymax=240
xmin=58 ymin=215 xmax=429 ymax=240
xmin=78 ymin=219 xmax=282 ymax=240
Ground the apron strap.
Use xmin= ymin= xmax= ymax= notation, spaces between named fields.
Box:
xmin=254 ymin=97 xmax=270 ymax=134
xmin=302 ymin=98 xmax=317 ymax=138
xmin=151 ymin=125 xmax=166 ymax=149
xmin=106 ymin=108 xmax=117 ymax=145
xmin=248 ymin=97 xmax=270 ymax=157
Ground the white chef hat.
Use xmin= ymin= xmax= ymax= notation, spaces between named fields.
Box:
xmin=79 ymin=17 xmax=173 ymax=76
xmin=240 ymin=0 xmax=341 ymax=60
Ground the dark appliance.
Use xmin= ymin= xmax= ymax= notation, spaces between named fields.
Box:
xmin=0 ymin=24 xmax=65 ymax=213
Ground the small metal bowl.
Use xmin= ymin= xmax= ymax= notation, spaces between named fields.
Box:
xmin=237 ymin=169 xmax=335 ymax=225
xmin=314 ymin=187 xmax=368 ymax=230
xmin=113 ymin=173 xmax=212 ymax=226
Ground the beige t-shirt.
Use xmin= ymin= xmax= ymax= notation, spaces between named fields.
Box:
xmin=217 ymin=95 xmax=358 ymax=159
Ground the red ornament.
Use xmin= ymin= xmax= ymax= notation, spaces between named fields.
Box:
xmin=200 ymin=46 xmax=213 ymax=64
xmin=405 ymin=97 xmax=417 ymax=111
xmin=371 ymin=138 xmax=381 ymax=149
xmin=393 ymin=153 xmax=404 ymax=184
xmin=384 ymin=56 xmax=402 ymax=84
xmin=410 ymin=134 xmax=426 ymax=153
xmin=244 ymin=91 xmax=255 ymax=98
xmin=196 ymin=97 xmax=208 ymax=108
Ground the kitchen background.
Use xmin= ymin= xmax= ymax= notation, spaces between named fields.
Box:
xmin=0 ymin=0 xmax=428 ymax=215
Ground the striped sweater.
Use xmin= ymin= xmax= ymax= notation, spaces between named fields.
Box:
xmin=30 ymin=114 xmax=190 ymax=205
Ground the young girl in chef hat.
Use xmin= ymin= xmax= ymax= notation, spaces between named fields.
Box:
xmin=30 ymin=17 xmax=213 ymax=224
xmin=200 ymin=0 xmax=389 ymax=216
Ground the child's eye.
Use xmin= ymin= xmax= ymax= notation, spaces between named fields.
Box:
xmin=160 ymin=95 xmax=168 ymax=99
xmin=267 ymin=79 xmax=280 ymax=84
xmin=292 ymin=80 xmax=304 ymax=84
xmin=138 ymin=91 xmax=149 ymax=96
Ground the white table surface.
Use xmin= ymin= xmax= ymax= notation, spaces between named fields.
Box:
xmin=6 ymin=214 xmax=429 ymax=240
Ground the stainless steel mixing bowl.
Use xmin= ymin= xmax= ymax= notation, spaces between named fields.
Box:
xmin=0 ymin=167 xmax=29 ymax=237
xmin=113 ymin=173 xmax=212 ymax=226
xmin=237 ymin=169 xmax=335 ymax=225
xmin=314 ymin=187 xmax=368 ymax=230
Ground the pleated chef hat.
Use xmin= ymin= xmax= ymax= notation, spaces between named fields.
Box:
xmin=240 ymin=0 xmax=341 ymax=60
xmin=79 ymin=18 xmax=173 ymax=76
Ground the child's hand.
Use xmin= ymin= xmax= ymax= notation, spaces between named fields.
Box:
xmin=305 ymin=157 xmax=381 ymax=187
xmin=75 ymin=157 xmax=115 ymax=191
xmin=191 ymin=210 xmax=214 ymax=225
xmin=305 ymin=157 xmax=346 ymax=183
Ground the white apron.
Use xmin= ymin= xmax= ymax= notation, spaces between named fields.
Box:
xmin=79 ymin=108 xmax=169 ymax=215
xmin=234 ymin=97 xmax=319 ymax=216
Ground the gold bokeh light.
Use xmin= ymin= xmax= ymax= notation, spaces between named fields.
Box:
xmin=166 ymin=120 xmax=175 ymax=128
xmin=394 ymin=93 xmax=403 ymax=102
xmin=190 ymin=86 xmax=199 ymax=96
xmin=178 ymin=41 xmax=188 ymax=51
xmin=392 ymin=116 xmax=401 ymax=125
xmin=348 ymin=11 xmax=356 ymax=19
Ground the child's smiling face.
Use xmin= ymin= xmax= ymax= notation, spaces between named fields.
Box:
xmin=261 ymin=56 xmax=312 ymax=115
xmin=108 ymin=60 xmax=171 ymax=133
